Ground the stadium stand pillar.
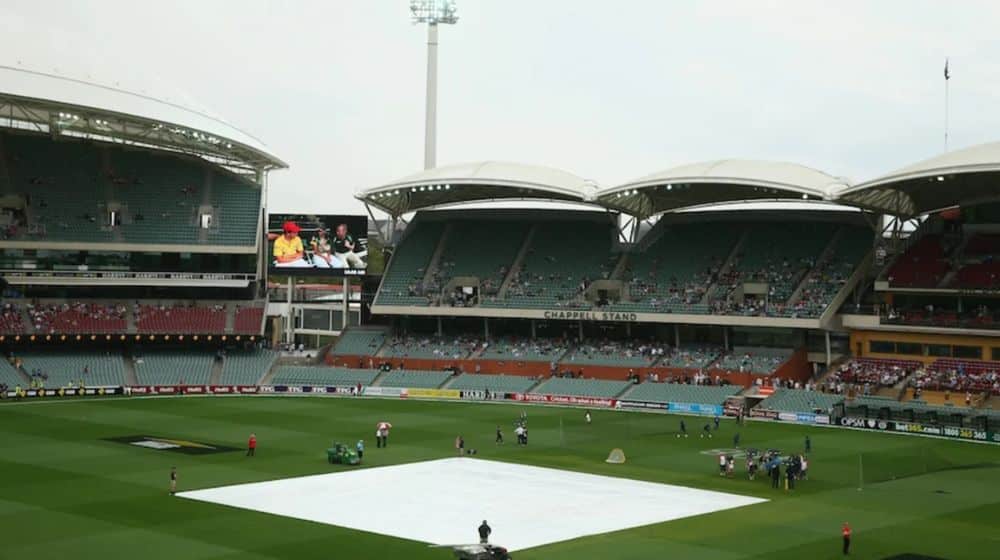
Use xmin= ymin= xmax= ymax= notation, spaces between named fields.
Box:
xmin=342 ymin=277 xmax=350 ymax=330
xmin=484 ymin=318 xmax=489 ymax=339
xmin=530 ymin=320 xmax=536 ymax=339
xmin=825 ymin=331 xmax=832 ymax=367
xmin=674 ymin=324 xmax=680 ymax=348
xmin=437 ymin=316 xmax=443 ymax=336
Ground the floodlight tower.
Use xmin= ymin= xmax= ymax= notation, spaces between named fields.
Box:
xmin=411 ymin=0 xmax=458 ymax=170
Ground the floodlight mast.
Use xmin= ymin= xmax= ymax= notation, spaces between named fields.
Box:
xmin=411 ymin=0 xmax=458 ymax=170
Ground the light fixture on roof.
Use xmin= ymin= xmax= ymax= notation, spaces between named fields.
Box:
xmin=445 ymin=184 xmax=451 ymax=190
xmin=936 ymin=176 xmax=945 ymax=182
xmin=411 ymin=187 xmax=417 ymax=192
xmin=394 ymin=189 xmax=400 ymax=195
xmin=802 ymin=194 xmax=809 ymax=199
xmin=666 ymin=184 xmax=673 ymax=191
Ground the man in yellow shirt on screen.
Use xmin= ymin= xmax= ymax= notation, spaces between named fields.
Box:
xmin=273 ymin=221 xmax=311 ymax=268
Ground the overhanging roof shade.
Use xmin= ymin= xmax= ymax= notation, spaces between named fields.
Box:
xmin=358 ymin=161 xmax=599 ymax=216
xmin=836 ymin=141 xmax=1000 ymax=218
xmin=0 ymin=65 xmax=286 ymax=171
xmin=597 ymin=159 xmax=848 ymax=219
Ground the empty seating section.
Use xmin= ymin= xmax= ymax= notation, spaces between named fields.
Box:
xmin=381 ymin=336 xmax=477 ymax=360
xmin=714 ymin=347 xmax=792 ymax=375
xmin=20 ymin=352 xmax=125 ymax=386
xmin=497 ymin=220 xmax=617 ymax=309
xmin=790 ymin=227 xmax=871 ymax=317
xmin=136 ymin=304 xmax=226 ymax=333
xmin=233 ymin=306 xmax=265 ymax=335
xmin=760 ymin=389 xmax=843 ymax=413
xmin=376 ymin=221 xmax=445 ymax=306
xmin=479 ymin=337 xmax=567 ymax=362
xmin=331 ymin=329 xmax=386 ymax=356
xmin=562 ymin=340 xmax=666 ymax=367
xmin=0 ymin=304 xmax=26 ymax=334
xmin=829 ymin=358 xmax=921 ymax=387
xmin=661 ymin=346 xmax=722 ymax=369
xmin=134 ymin=352 xmax=214 ymax=385
xmin=0 ymin=360 xmax=23 ymax=388
xmin=626 ymin=382 xmax=739 ymax=404
xmin=614 ymin=222 xmax=738 ymax=313
xmin=2 ymin=131 xmax=259 ymax=246
xmin=887 ymin=235 xmax=950 ymax=287
xmin=379 ymin=369 xmax=452 ymax=388
xmin=713 ymin=222 xmax=837 ymax=315
xmin=270 ymin=366 xmax=378 ymax=386
xmin=219 ymin=349 xmax=277 ymax=385
xmin=531 ymin=378 xmax=630 ymax=398
xmin=448 ymin=373 xmax=538 ymax=393
xmin=435 ymin=221 xmax=529 ymax=303
xmin=27 ymin=302 xmax=127 ymax=334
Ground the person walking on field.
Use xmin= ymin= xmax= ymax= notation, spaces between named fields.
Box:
xmin=169 ymin=467 xmax=178 ymax=495
xmin=842 ymin=522 xmax=851 ymax=555
xmin=247 ymin=433 xmax=257 ymax=457
xmin=478 ymin=520 xmax=492 ymax=544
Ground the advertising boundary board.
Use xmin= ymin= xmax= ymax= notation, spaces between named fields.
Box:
xmin=2 ymin=386 xmax=124 ymax=399
xmin=5 ymin=384 xmax=996 ymax=445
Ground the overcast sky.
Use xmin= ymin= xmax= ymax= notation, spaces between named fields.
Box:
xmin=3 ymin=0 xmax=1000 ymax=214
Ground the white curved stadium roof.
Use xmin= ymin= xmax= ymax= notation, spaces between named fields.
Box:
xmin=358 ymin=161 xmax=600 ymax=216
xmin=838 ymin=141 xmax=1000 ymax=217
xmin=0 ymin=64 xmax=285 ymax=170
xmin=598 ymin=159 xmax=848 ymax=218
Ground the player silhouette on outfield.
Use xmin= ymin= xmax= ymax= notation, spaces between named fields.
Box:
xmin=495 ymin=425 xmax=504 ymax=445
xmin=678 ymin=420 xmax=688 ymax=437
xmin=701 ymin=423 xmax=712 ymax=438
xmin=169 ymin=467 xmax=177 ymax=495
xmin=842 ymin=522 xmax=851 ymax=555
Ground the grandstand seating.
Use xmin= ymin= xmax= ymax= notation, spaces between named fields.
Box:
xmin=758 ymin=389 xmax=843 ymax=413
xmin=27 ymin=302 xmax=127 ymax=334
xmin=612 ymin=222 xmax=738 ymax=313
xmin=134 ymin=352 xmax=214 ymax=385
xmin=918 ymin=359 xmax=1000 ymax=395
xmin=531 ymin=378 xmax=630 ymax=398
xmin=379 ymin=369 xmax=452 ymax=388
xmin=0 ymin=304 xmax=26 ymax=334
xmin=3 ymin=131 xmax=259 ymax=246
xmin=233 ymin=306 xmax=264 ymax=335
xmin=219 ymin=348 xmax=277 ymax=385
xmin=712 ymin=222 xmax=838 ymax=315
xmin=561 ymin=339 xmax=665 ymax=367
xmin=494 ymin=220 xmax=617 ymax=309
xmin=434 ymin=220 xmax=530 ymax=305
xmin=660 ymin=346 xmax=722 ymax=369
xmin=714 ymin=347 xmax=792 ymax=375
xmin=136 ymin=303 xmax=226 ymax=333
xmin=0 ymin=359 xmax=23 ymax=388
xmin=270 ymin=366 xmax=378 ymax=386
xmin=789 ymin=227 xmax=871 ymax=318
xmin=375 ymin=221 xmax=446 ymax=306
xmin=478 ymin=337 xmax=567 ymax=362
xmin=381 ymin=335 xmax=477 ymax=360
xmin=331 ymin=329 xmax=386 ymax=356
xmin=625 ymin=382 xmax=740 ymax=404
xmin=20 ymin=352 xmax=125 ymax=387
xmin=829 ymin=358 xmax=920 ymax=387
xmin=448 ymin=373 xmax=538 ymax=393
xmin=887 ymin=234 xmax=951 ymax=287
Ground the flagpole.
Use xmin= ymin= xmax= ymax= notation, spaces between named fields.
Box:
xmin=944 ymin=57 xmax=950 ymax=152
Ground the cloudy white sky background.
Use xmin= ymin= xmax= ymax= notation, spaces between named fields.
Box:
xmin=3 ymin=0 xmax=1000 ymax=214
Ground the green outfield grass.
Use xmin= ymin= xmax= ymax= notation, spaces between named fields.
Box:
xmin=0 ymin=396 xmax=997 ymax=559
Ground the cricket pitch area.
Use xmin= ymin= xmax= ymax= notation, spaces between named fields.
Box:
xmin=178 ymin=457 xmax=767 ymax=551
